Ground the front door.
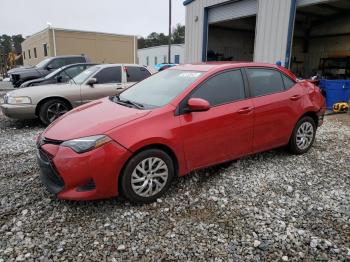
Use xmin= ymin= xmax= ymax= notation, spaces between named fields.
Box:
xmin=178 ymin=69 xmax=254 ymax=170
xmin=80 ymin=66 xmax=124 ymax=103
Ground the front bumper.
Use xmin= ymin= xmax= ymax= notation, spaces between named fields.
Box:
xmin=0 ymin=104 xmax=37 ymax=119
xmin=37 ymin=140 xmax=131 ymax=201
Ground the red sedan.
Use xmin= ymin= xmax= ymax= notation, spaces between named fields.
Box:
xmin=37 ymin=62 xmax=325 ymax=203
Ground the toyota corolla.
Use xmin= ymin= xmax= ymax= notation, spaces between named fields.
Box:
xmin=36 ymin=62 xmax=325 ymax=203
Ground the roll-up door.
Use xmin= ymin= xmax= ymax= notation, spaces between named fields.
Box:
xmin=208 ymin=0 xmax=258 ymax=24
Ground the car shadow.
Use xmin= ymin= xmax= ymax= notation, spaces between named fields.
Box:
xmin=0 ymin=115 xmax=44 ymax=130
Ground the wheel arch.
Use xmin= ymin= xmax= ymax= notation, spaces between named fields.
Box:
xmin=35 ymin=96 xmax=73 ymax=116
xmin=118 ymin=143 xmax=180 ymax=193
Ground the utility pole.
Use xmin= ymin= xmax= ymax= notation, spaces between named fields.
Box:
xmin=168 ymin=0 xmax=172 ymax=64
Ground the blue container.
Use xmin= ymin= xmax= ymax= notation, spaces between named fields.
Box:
xmin=319 ymin=80 xmax=350 ymax=109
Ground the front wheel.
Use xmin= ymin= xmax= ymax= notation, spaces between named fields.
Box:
xmin=121 ymin=149 xmax=174 ymax=203
xmin=39 ymin=99 xmax=71 ymax=126
xmin=289 ymin=116 xmax=316 ymax=155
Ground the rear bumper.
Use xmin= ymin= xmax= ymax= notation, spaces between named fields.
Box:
xmin=0 ymin=104 xmax=37 ymax=119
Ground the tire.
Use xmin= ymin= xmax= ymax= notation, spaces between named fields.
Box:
xmin=39 ymin=99 xmax=71 ymax=126
xmin=289 ymin=116 xmax=316 ymax=155
xmin=121 ymin=149 xmax=174 ymax=204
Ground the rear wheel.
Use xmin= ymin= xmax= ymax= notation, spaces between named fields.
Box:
xmin=39 ymin=99 xmax=71 ymax=126
xmin=121 ymin=149 xmax=174 ymax=203
xmin=289 ymin=116 xmax=316 ymax=155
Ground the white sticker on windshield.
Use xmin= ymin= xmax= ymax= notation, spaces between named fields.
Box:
xmin=179 ymin=72 xmax=201 ymax=78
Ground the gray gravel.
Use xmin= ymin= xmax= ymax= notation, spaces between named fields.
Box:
xmin=0 ymin=113 xmax=349 ymax=261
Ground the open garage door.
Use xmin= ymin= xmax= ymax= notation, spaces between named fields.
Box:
xmin=206 ymin=0 xmax=257 ymax=62
xmin=291 ymin=0 xmax=350 ymax=79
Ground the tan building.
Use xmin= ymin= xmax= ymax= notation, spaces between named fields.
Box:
xmin=22 ymin=27 xmax=137 ymax=66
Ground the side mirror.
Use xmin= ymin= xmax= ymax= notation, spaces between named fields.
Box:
xmin=46 ymin=65 xmax=54 ymax=71
xmin=87 ymin=78 xmax=97 ymax=87
xmin=55 ymin=75 xmax=62 ymax=82
xmin=187 ymin=98 xmax=210 ymax=112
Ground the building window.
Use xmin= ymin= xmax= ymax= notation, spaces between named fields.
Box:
xmin=154 ymin=56 xmax=158 ymax=65
xmin=28 ymin=50 xmax=31 ymax=59
xmin=23 ymin=51 xmax=26 ymax=60
xmin=146 ymin=56 xmax=149 ymax=66
xmin=43 ymin=44 xmax=48 ymax=57
xmin=34 ymin=48 xmax=37 ymax=58
xmin=163 ymin=55 xmax=167 ymax=63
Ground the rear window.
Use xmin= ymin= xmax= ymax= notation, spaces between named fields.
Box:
xmin=246 ymin=68 xmax=285 ymax=97
xmin=126 ymin=66 xmax=151 ymax=82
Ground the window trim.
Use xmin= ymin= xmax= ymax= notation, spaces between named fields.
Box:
xmin=176 ymin=68 xmax=249 ymax=115
xmin=243 ymin=67 xmax=293 ymax=98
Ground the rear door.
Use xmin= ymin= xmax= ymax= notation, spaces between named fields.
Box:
xmin=124 ymin=66 xmax=151 ymax=89
xmin=245 ymin=67 xmax=302 ymax=153
xmin=178 ymin=69 xmax=254 ymax=170
xmin=80 ymin=66 xmax=123 ymax=103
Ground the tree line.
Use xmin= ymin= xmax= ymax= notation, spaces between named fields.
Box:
xmin=138 ymin=24 xmax=185 ymax=49
xmin=0 ymin=34 xmax=25 ymax=67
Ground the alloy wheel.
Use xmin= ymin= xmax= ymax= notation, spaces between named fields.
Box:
xmin=296 ymin=122 xmax=314 ymax=150
xmin=131 ymin=157 xmax=169 ymax=197
xmin=47 ymin=102 xmax=69 ymax=123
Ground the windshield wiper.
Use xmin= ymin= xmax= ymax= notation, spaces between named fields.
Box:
xmin=113 ymin=95 xmax=144 ymax=109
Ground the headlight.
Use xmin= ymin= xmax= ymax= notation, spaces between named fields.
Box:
xmin=61 ymin=135 xmax=111 ymax=153
xmin=7 ymin=96 xmax=32 ymax=104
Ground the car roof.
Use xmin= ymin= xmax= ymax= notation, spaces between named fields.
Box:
xmin=170 ymin=62 xmax=297 ymax=80
xmin=59 ymin=63 xmax=96 ymax=69
xmin=94 ymin=64 xmax=145 ymax=68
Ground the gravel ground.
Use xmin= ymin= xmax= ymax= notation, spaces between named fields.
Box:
xmin=0 ymin=113 xmax=349 ymax=261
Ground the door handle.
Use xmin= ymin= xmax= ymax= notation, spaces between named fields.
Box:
xmin=238 ymin=107 xmax=253 ymax=114
xmin=290 ymin=95 xmax=301 ymax=101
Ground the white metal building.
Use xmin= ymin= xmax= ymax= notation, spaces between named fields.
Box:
xmin=138 ymin=44 xmax=185 ymax=66
xmin=184 ymin=0 xmax=350 ymax=78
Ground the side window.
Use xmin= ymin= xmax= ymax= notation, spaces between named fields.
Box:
xmin=48 ymin=58 xmax=65 ymax=69
xmin=282 ymin=74 xmax=295 ymax=89
xmin=93 ymin=67 xmax=121 ymax=84
xmin=126 ymin=67 xmax=151 ymax=82
xmin=65 ymin=57 xmax=85 ymax=64
xmin=246 ymin=68 xmax=284 ymax=97
xmin=59 ymin=66 xmax=86 ymax=81
xmin=190 ymin=70 xmax=246 ymax=106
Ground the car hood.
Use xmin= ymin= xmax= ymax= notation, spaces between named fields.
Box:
xmin=8 ymin=66 xmax=34 ymax=74
xmin=7 ymin=83 xmax=71 ymax=97
xmin=43 ymin=97 xmax=151 ymax=141
xmin=21 ymin=78 xmax=45 ymax=87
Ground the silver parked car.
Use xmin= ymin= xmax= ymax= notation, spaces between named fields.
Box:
xmin=0 ymin=64 xmax=151 ymax=125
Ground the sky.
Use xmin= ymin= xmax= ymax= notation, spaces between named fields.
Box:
xmin=0 ymin=0 xmax=186 ymax=37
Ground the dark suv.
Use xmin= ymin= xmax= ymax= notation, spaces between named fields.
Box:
xmin=8 ymin=55 xmax=90 ymax=87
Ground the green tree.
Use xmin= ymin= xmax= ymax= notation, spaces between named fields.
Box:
xmin=172 ymin=24 xmax=185 ymax=44
xmin=138 ymin=24 xmax=185 ymax=49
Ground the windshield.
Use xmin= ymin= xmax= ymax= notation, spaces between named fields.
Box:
xmin=119 ymin=69 xmax=203 ymax=109
xmin=70 ymin=66 xmax=100 ymax=85
xmin=44 ymin=67 xmax=62 ymax=79
xmin=35 ymin=58 xmax=52 ymax=68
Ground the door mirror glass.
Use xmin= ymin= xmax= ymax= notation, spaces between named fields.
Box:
xmin=187 ymin=98 xmax=210 ymax=112
xmin=87 ymin=78 xmax=97 ymax=87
